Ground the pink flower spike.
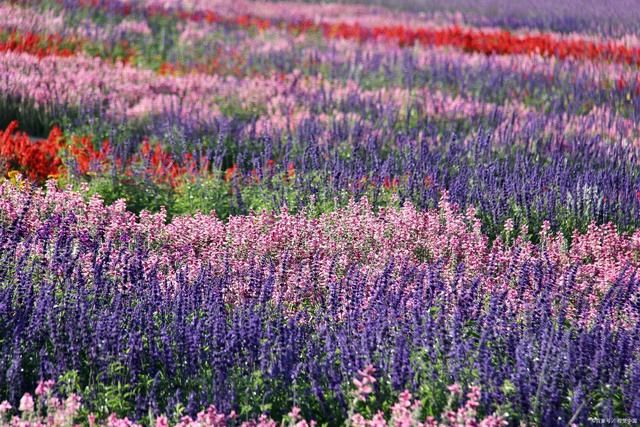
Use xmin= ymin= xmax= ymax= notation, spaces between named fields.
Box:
xmin=357 ymin=364 xmax=376 ymax=379
xmin=35 ymin=379 xmax=55 ymax=396
xmin=288 ymin=406 xmax=302 ymax=421
xmin=65 ymin=393 xmax=82 ymax=414
xmin=353 ymin=364 xmax=377 ymax=402
xmin=19 ymin=393 xmax=34 ymax=412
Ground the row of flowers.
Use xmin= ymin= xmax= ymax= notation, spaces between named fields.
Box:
xmin=2 ymin=48 xmax=638 ymax=148
xmin=3 ymin=3 xmax=640 ymax=130
xmin=6 ymin=2 xmax=640 ymax=94
xmin=0 ymin=176 xmax=637 ymax=325
xmin=0 ymin=121 xmax=208 ymax=186
xmin=0 ymin=377 xmax=506 ymax=427
xmin=60 ymin=0 xmax=640 ymax=64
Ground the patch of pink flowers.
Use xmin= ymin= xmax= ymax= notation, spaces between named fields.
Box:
xmin=0 ymin=378 xmax=506 ymax=427
xmin=0 ymin=177 xmax=638 ymax=326
xmin=0 ymin=4 xmax=66 ymax=35
xmin=0 ymin=380 xmax=82 ymax=427
xmin=1 ymin=44 xmax=638 ymax=146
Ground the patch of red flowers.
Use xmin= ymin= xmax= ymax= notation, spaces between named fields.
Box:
xmin=287 ymin=162 xmax=296 ymax=181
xmin=224 ymin=163 xmax=238 ymax=182
xmin=309 ymin=21 xmax=640 ymax=66
xmin=69 ymin=134 xmax=112 ymax=175
xmin=383 ymin=176 xmax=399 ymax=190
xmin=0 ymin=122 xmax=200 ymax=187
xmin=0 ymin=121 xmax=64 ymax=182
xmin=0 ymin=31 xmax=80 ymax=57
xmin=72 ymin=136 xmax=193 ymax=187
xmin=1 ymin=29 xmax=137 ymax=63
xmin=136 ymin=139 xmax=191 ymax=187
xmin=72 ymin=135 xmax=199 ymax=187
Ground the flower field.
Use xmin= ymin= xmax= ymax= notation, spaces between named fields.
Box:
xmin=1 ymin=0 xmax=640 ymax=426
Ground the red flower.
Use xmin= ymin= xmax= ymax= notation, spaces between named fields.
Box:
xmin=70 ymin=134 xmax=111 ymax=175
xmin=383 ymin=176 xmax=398 ymax=190
xmin=287 ymin=162 xmax=296 ymax=181
xmin=224 ymin=164 xmax=238 ymax=183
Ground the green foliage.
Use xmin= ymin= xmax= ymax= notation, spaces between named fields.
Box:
xmin=65 ymin=174 xmax=175 ymax=216
xmin=172 ymin=176 xmax=232 ymax=218
xmin=0 ymin=96 xmax=68 ymax=138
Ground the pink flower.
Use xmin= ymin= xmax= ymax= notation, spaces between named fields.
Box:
xmin=353 ymin=364 xmax=377 ymax=402
xmin=47 ymin=396 xmax=61 ymax=410
xmin=369 ymin=411 xmax=387 ymax=427
xmin=447 ymin=383 xmax=462 ymax=395
xmin=195 ymin=405 xmax=226 ymax=426
xmin=35 ymin=379 xmax=55 ymax=396
xmin=64 ymin=393 xmax=82 ymax=414
xmin=155 ymin=415 xmax=169 ymax=427
xmin=288 ymin=406 xmax=302 ymax=421
xmin=390 ymin=392 xmax=414 ymax=427
xmin=350 ymin=413 xmax=368 ymax=427
xmin=18 ymin=393 xmax=34 ymax=412
xmin=107 ymin=413 xmax=141 ymax=427
xmin=0 ymin=401 xmax=12 ymax=414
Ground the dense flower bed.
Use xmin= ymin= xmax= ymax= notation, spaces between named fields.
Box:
xmin=1 ymin=0 xmax=639 ymax=425
xmin=1 ymin=179 xmax=640 ymax=425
